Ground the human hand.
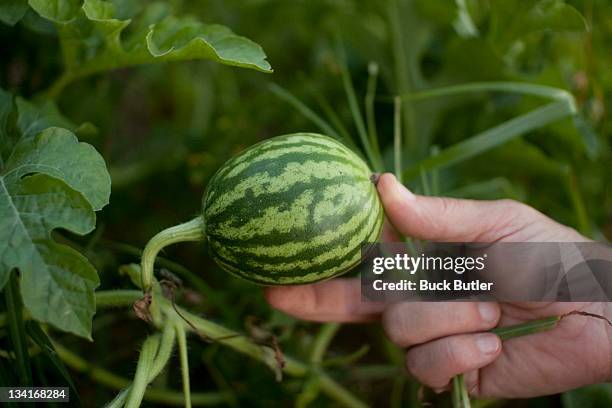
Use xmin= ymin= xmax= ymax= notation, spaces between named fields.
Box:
xmin=265 ymin=173 xmax=612 ymax=398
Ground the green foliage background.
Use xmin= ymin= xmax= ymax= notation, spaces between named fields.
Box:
xmin=0 ymin=0 xmax=610 ymax=406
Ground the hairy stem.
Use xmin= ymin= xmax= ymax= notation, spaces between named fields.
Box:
xmin=176 ymin=322 xmax=192 ymax=408
xmin=126 ymin=335 xmax=161 ymax=408
xmin=141 ymin=216 xmax=206 ymax=291
xmin=165 ymin=297 xmax=366 ymax=408
xmin=96 ymin=290 xmax=144 ymax=308
xmin=94 ymin=287 xmax=366 ymax=408
xmin=107 ymin=323 xmax=177 ymax=407
xmin=54 ymin=341 xmax=228 ymax=407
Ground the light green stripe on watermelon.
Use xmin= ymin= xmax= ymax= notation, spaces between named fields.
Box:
xmin=214 ymin=189 xmax=315 ymax=239
xmin=215 ymin=193 xmax=379 ymax=272
xmin=227 ymin=133 xmax=358 ymax=168
xmin=211 ymin=133 xmax=359 ymax=183
xmin=206 ymin=157 xmax=368 ymax=218
xmin=219 ymin=187 xmax=374 ymax=258
xmin=206 ymin=164 xmax=368 ymax=217
xmin=222 ymin=142 xmax=361 ymax=181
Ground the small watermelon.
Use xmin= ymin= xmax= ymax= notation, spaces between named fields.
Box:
xmin=141 ymin=133 xmax=383 ymax=287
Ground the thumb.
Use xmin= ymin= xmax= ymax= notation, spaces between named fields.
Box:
xmin=376 ymin=173 xmax=524 ymax=242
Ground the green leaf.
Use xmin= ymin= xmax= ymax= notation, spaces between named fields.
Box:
xmin=0 ymin=0 xmax=29 ymax=26
xmin=28 ymin=0 xmax=80 ymax=23
xmin=146 ymin=16 xmax=271 ymax=72
xmin=82 ymin=0 xmax=130 ymax=52
xmin=5 ymin=127 xmax=111 ymax=210
xmin=0 ymin=125 xmax=108 ymax=339
xmin=0 ymin=173 xmax=99 ymax=338
xmin=45 ymin=1 xmax=271 ymax=97
xmin=572 ymin=114 xmax=600 ymax=159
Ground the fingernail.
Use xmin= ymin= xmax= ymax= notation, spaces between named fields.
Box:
xmin=475 ymin=334 xmax=500 ymax=355
xmin=478 ymin=303 xmax=498 ymax=323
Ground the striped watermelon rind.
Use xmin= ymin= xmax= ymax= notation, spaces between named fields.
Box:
xmin=202 ymin=133 xmax=384 ymax=285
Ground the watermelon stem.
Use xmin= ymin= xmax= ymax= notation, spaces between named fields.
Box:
xmin=141 ymin=216 xmax=206 ymax=291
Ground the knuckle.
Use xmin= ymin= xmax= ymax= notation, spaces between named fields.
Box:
xmin=442 ymin=340 xmax=461 ymax=366
xmin=427 ymin=197 xmax=456 ymax=238
xmin=382 ymin=304 xmax=416 ymax=346
xmin=443 ymin=337 xmax=472 ymax=371
xmin=498 ymin=199 xmax=534 ymax=217
xmin=405 ymin=350 xmax=420 ymax=375
xmin=405 ymin=349 xmax=447 ymax=388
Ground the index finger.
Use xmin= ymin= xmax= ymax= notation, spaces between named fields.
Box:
xmin=264 ymin=278 xmax=385 ymax=322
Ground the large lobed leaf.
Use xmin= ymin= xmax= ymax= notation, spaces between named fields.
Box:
xmin=0 ymin=123 xmax=110 ymax=339
xmin=14 ymin=0 xmax=272 ymax=76
xmin=5 ymin=127 xmax=110 ymax=210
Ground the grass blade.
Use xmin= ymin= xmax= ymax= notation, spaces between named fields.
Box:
xmin=419 ymin=167 xmax=431 ymax=196
xmin=308 ymin=84 xmax=359 ymax=153
xmin=396 ymin=81 xmax=573 ymax=102
xmin=26 ymin=321 xmax=80 ymax=403
xmin=4 ymin=272 xmax=32 ymax=386
xmin=564 ymin=169 xmax=592 ymax=237
xmin=337 ymin=42 xmax=384 ymax=172
xmin=402 ymin=100 xmax=573 ymax=180
xmin=268 ymin=83 xmax=341 ymax=141
xmin=0 ymin=361 xmax=17 ymax=408
xmin=394 ymin=96 xmax=403 ymax=182
xmin=430 ymin=146 xmax=441 ymax=195
xmin=365 ymin=62 xmax=383 ymax=167
xmin=491 ymin=316 xmax=561 ymax=341
xmin=446 ymin=177 xmax=521 ymax=200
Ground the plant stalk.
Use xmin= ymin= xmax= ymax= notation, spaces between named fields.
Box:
xmin=53 ymin=341 xmax=228 ymax=406
xmin=126 ymin=335 xmax=161 ymax=408
xmin=94 ymin=288 xmax=367 ymax=408
xmin=310 ymin=323 xmax=341 ymax=364
xmin=141 ymin=216 xmax=206 ymax=291
xmin=176 ymin=322 xmax=192 ymax=408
